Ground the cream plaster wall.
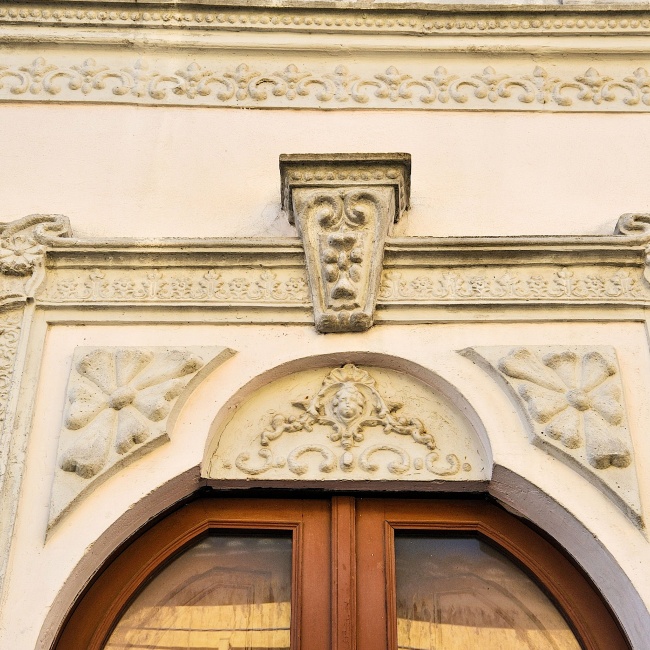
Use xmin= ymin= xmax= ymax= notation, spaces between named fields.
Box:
xmin=2 ymin=318 xmax=649 ymax=649
xmin=2 ymin=2 xmax=650 ymax=648
xmin=1 ymin=105 xmax=649 ymax=239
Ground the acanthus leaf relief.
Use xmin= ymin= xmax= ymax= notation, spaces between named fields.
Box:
xmin=462 ymin=346 xmax=641 ymax=526
xmin=211 ymin=364 xmax=481 ymax=482
xmin=50 ymin=345 xmax=234 ymax=529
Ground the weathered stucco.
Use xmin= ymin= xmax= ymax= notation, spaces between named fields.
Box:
xmin=1 ymin=0 xmax=650 ymax=648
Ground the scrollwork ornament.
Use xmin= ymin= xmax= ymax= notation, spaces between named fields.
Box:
xmin=230 ymin=365 xmax=472 ymax=480
xmin=4 ymin=58 xmax=650 ymax=111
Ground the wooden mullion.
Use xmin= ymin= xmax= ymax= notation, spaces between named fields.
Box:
xmin=331 ymin=495 xmax=357 ymax=650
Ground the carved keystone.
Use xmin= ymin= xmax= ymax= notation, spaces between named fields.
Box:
xmin=280 ymin=153 xmax=411 ymax=333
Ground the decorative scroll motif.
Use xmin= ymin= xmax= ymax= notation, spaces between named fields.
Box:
xmin=462 ymin=346 xmax=641 ymax=526
xmin=41 ymin=268 xmax=309 ymax=304
xmin=379 ymin=267 xmax=648 ymax=303
xmin=4 ymin=5 xmax=650 ymax=36
xmin=281 ymin=154 xmax=410 ymax=332
xmin=233 ymin=364 xmax=470 ymax=478
xmin=50 ymin=346 xmax=234 ymax=528
xmin=3 ymin=58 xmax=650 ymax=110
xmin=615 ymin=213 xmax=650 ymax=236
xmin=0 ymin=310 xmax=22 ymax=488
xmin=0 ymin=215 xmax=71 ymax=304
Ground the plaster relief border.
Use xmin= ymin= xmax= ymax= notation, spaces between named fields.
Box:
xmin=2 ymin=2 xmax=650 ymax=37
xmin=3 ymin=58 xmax=650 ymax=111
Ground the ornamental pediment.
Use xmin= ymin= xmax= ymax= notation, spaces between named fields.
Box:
xmin=204 ymin=364 xmax=488 ymax=484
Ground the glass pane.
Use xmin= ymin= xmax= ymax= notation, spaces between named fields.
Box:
xmin=395 ymin=535 xmax=581 ymax=650
xmin=105 ymin=532 xmax=292 ymax=650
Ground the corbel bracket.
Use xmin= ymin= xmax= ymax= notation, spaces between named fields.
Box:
xmin=280 ymin=153 xmax=411 ymax=333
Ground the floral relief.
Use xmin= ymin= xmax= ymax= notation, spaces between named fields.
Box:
xmin=497 ymin=348 xmax=630 ymax=469
xmin=0 ymin=235 xmax=43 ymax=275
xmin=43 ymin=269 xmax=309 ymax=303
xmin=60 ymin=348 xmax=206 ymax=479
xmin=379 ymin=268 xmax=644 ymax=302
xmin=3 ymin=58 xmax=650 ymax=110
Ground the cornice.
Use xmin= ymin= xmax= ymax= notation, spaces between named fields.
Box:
xmin=2 ymin=2 xmax=650 ymax=37
xmin=31 ymin=215 xmax=650 ymax=310
xmin=3 ymin=3 xmax=650 ymax=110
xmin=0 ymin=213 xmax=646 ymax=312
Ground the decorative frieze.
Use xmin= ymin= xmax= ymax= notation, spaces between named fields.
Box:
xmin=49 ymin=346 xmax=234 ymax=529
xmin=280 ymin=154 xmax=410 ymax=332
xmin=3 ymin=58 xmax=650 ymax=111
xmin=41 ymin=268 xmax=309 ymax=305
xmin=462 ymin=346 xmax=641 ymax=526
xmin=379 ymin=266 xmax=648 ymax=303
xmin=206 ymin=364 xmax=486 ymax=483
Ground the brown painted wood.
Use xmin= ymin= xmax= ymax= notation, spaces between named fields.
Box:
xmin=54 ymin=495 xmax=630 ymax=650
xmin=355 ymin=498 xmax=630 ymax=650
xmin=331 ymin=496 xmax=356 ymax=650
xmin=53 ymin=498 xmax=331 ymax=650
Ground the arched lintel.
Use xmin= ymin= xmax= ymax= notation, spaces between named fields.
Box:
xmin=38 ymin=464 xmax=648 ymax=650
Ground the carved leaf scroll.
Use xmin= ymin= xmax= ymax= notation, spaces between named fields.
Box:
xmin=208 ymin=364 xmax=483 ymax=483
xmin=462 ymin=346 xmax=642 ymax=527
xmin=49 ymin=345 xmax=234 ymax=529
xmin=4 ymin=57 xmax=650 ymax=111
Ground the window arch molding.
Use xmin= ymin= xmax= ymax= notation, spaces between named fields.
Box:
xmin=37 ymin=355 xmax=647 ymax=649
xmin=51 ymin=494 xmax=630 ymax=650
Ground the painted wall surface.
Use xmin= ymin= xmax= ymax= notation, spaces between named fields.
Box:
xmin=0 ymin=107 xmax=649 ymax=239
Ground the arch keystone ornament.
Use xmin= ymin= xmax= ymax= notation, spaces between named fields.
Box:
xmin=206 ymin=364 xmax=487 ymax=484
xmin=280 ymin=153 xmax=410 ymax=332
xmin=461 ymin=346 xmax=642 ymax=527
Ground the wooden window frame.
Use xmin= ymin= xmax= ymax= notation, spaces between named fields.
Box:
xmin=355 ymin=498 xmax=629 ymax=650
xmin=53 ymin=495 xmax=630 ymax=650
xmin=53 ymin=498 xmax=331 ymax=650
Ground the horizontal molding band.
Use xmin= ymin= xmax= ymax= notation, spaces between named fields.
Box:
xmin=3 ymin=56 xmax=650 ymax=111
xmin=2 ymin=2 xmax=650 ymax=37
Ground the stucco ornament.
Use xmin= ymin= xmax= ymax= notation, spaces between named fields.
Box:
xmin=0 ymin=214 xmax=70 ymax=307
xmin=280 ymin=154 xmax=410 ymax=332
xmin=206 ymin=364 xmax=486 ymax=483
xmin=462 ymin=346 xmax=641 ymax=526
xmin=49 ymin=346 xmax=234 ymax=529
xmin=5 ymin=56 xmax=650 ymax=112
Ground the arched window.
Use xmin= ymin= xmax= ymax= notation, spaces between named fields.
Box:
xmin=54 ymin=496 xmax=629 ymax=650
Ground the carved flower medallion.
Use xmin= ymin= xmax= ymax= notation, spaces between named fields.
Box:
xmin=60 ymin=348 xmax=206 ymax=478
xmin=498 ymin=348 xmax=630 ymax=470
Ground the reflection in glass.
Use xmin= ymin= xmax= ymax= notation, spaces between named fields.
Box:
xmin=105 ymin=533 xmax=292 ymax=650
xmin=395 ymin=535 xmax=581 ymax=650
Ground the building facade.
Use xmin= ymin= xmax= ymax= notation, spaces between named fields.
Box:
xmin=0 ymin=0 xmax=649 ymax=647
